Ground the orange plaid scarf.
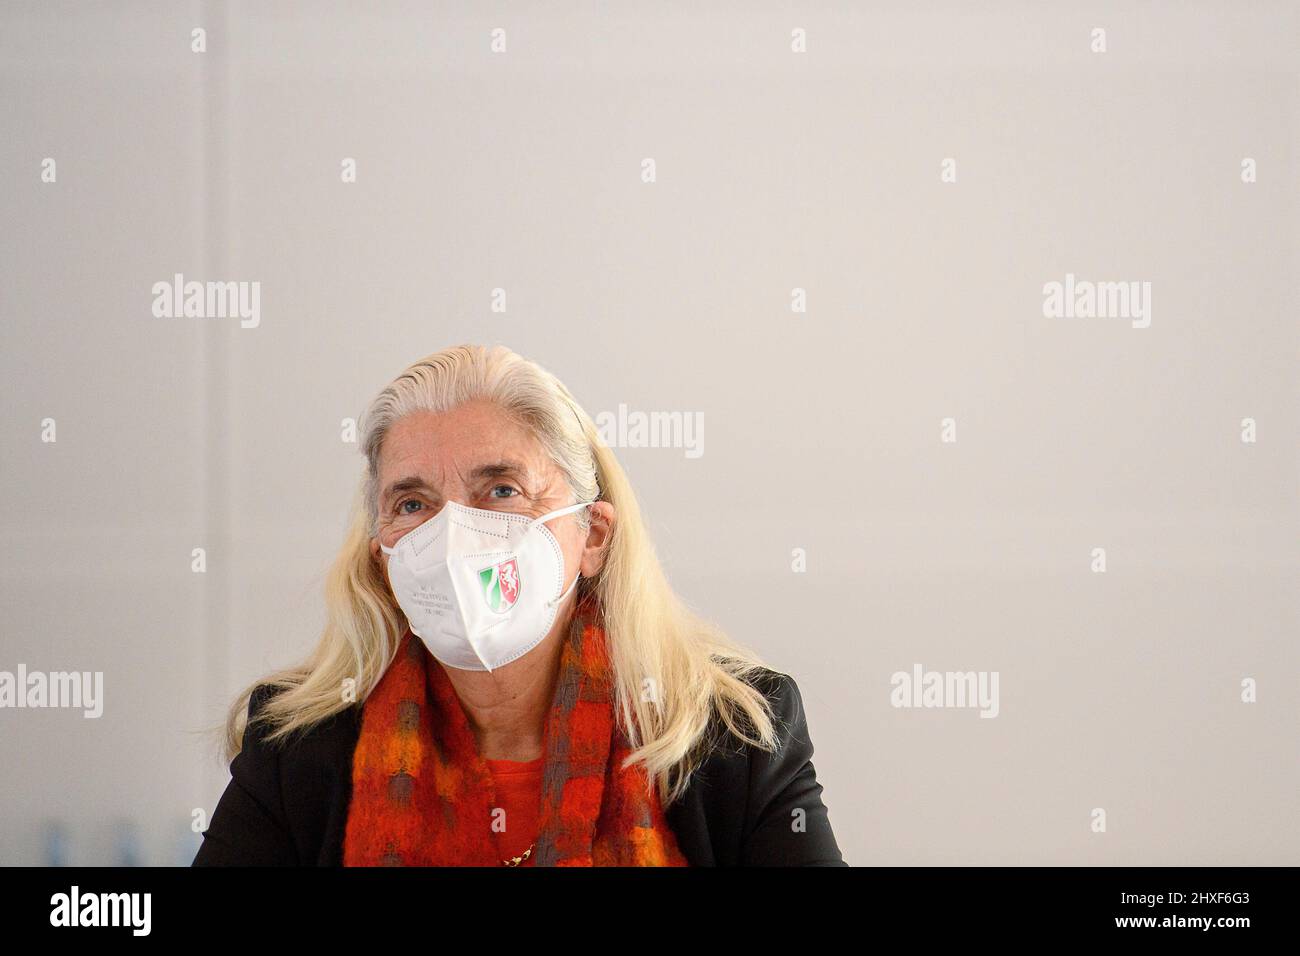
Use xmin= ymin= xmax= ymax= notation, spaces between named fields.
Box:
xmin=343 ymin=596 xmax=689 ymax=866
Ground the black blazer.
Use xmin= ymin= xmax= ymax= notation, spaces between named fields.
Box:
xmin=193 ymin=668 xmax=847 ymax=867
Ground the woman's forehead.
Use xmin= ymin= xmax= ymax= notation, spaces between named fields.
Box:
xmin=378 ymin=407 xmax=553 ymax=485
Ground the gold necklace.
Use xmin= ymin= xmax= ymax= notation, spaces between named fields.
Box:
xmin=502 ymin=842 xmax=534 ymax=866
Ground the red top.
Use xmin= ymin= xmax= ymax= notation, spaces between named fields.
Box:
xmin=486 ymin=756 xmax=544 ymax=866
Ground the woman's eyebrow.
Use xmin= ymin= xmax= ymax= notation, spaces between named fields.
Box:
xmin=470 ymin=460 xmax=529 ymax=482
xmin=381 ymin=475 xmax=436 ymax=504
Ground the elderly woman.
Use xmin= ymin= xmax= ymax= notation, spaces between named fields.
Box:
xmin=193 ymin=344 xmax=845 ymax=866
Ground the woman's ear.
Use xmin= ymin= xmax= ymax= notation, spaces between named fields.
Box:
xmin=579 ymin=501 xmax=615 ymax=577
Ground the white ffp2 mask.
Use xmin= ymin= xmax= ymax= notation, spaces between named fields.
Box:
xmin=380 ymin=499 xmax=593 ymax=671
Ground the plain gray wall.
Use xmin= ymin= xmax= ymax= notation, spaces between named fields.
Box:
xmin=1 ymin=0 xmax=1296 ymax=865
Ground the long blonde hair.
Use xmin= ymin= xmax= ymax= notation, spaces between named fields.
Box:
xmin=214 ymin=343 xmax=779 ymax=805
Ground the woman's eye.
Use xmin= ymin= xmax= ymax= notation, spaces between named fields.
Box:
xmin=489 ymin=484 xmax=519 ymax=499
xmin=397 ymin=498 xmax=423 ymax=514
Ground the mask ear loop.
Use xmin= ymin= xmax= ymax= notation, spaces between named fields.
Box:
xmin=543 ymin=399 xmax=600 ymax=609
xmin=534 ymin=499 xmax=594 ymax=608
xmin=526 ymin=499 xmax=594 ymax=530
xmin=546 ymin=570 xmax=582 ymax=609
xmin=551 ymin=398 xmax=603 ymax=602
